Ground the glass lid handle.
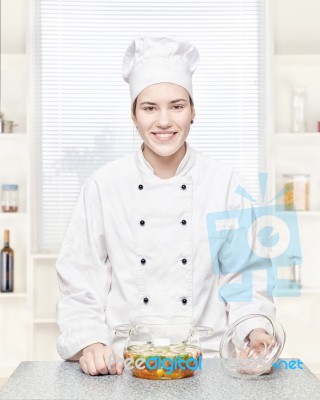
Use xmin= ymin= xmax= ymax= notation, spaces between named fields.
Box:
xmin=113 ymin=324 xmax=132 ymax=337
xmin=196 ymin=326 xmax=214 ymax=337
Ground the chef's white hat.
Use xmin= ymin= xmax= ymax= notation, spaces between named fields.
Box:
xmin=122 ymin=36 xmax=200 ymax=104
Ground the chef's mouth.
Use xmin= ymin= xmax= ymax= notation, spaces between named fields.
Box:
xmin=151 ymin=132 xmax=177 ymax=142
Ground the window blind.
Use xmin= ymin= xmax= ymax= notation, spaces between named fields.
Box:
xmin=34 ymin=0 xmax=269 ymax=252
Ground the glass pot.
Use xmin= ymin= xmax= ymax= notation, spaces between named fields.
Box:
xmin=219 ymin=314 xmax=286 ymax=379
xmin=292 ymin=86 xmax=307 ymax=133
xmin=113 ymin=315 xmax=214 ymax=380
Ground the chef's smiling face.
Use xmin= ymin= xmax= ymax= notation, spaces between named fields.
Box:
xmin=131 ymin=83 xmax=195 ymax=158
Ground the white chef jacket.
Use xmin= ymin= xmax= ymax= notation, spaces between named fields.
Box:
xmin=56 ymin=141 xmax=276 ymax=360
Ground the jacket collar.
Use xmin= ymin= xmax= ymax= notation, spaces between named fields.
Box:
xmin=135 ymin=141 xmax=196 ymax=179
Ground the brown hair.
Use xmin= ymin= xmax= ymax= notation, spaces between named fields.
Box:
xmin=132 ymin=95 xmax=194 ymax=117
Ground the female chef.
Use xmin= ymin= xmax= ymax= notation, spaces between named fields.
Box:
xmin=55 ymin=36 xmax=276 ymax=376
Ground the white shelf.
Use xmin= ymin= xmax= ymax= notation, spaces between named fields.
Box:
xmin=276 ymin=133 xmax=320 ymax=136
xmin=31 ymin=253 xmax=58 ymax=260
xmin=276 ymin=286 xmax=320 ymax=297
xmin=275 ymin=211 xmax=320 ymax=216
xmin=0 ymin=133 xmax=27 ymax=138
xmin=274 ymin=133 xmax=320 ymax=143
xmin=0 ymin=292 xmax=27 ymax=298
xmin=274 ymin=287 xmax=320 ymax=296
xmin=301 ymin=287 xmax=320 ymax=294
xmin=0 ymin=212 xmax=27 ymax=217
xmin=33 ymin=318 xmax=56 ymax=324
xmin=275 ymin=54 xmax=320 ymax=58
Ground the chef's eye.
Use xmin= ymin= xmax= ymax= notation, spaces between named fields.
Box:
xmin=173 ymin=105 xmax=184 ymax=110
xmin=143 ymin=106 xmax=156 ymax=111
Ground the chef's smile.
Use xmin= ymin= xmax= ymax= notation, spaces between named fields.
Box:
xmin=151 ymin=131 xmax=177 ymax=142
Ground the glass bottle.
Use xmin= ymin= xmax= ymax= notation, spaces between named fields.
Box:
xmin=0 ymin=230 xmax=14 ymax=292
xmin=0 ymin=112 xmax=4 ymax=134
xmin=292 ymin=87 xmax=307 ymax=133
xmin=1 ymin=184 xmax=19 ymax=212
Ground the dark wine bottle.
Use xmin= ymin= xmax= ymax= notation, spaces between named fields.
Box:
xmin=0 ymin=229 xmax=14 ymax=292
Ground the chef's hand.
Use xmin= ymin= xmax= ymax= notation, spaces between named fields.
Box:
xmin=238 ymin=328 xmax=276 ymax=375
xmin=79 ymin=343 xmax=124 ymax=376
xmin=247 ymin=328 xmax=275 ymax=354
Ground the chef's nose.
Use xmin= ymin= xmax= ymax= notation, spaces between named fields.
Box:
xmin=156 ymin=110 xmax=172 ymax=127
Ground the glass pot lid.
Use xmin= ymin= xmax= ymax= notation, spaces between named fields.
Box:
xmin=114 ymin=315 xmax=214 ymax=346
xmin=219 ymin=314 xmax=286 ymax=379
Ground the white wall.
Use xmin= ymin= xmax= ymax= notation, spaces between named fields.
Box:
xmin=274 ymin=0 xmax=320 ymax=54
xmin=1 ymin=0 xmax=27 ymax=53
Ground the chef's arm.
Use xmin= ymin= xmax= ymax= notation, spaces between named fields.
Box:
xmin=217 ymin=171 xmax=276 ymax=341
xmin=66 ymin=345 xmax=103 ymax=362
xmin=65 ymin=344 xmax=110 ymax=362
xmin=219 ymin=261 xmax=276 ymax=343
xmin=68 ymin=350 xmax=81 ymax=361
xmin=56 ymin=176 xmax=112 ymax=360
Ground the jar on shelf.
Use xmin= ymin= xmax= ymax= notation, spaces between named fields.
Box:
xmin=1 ymin=184 xmax=19 ymax=212
xmin=276 ymin=257 xmax=302 ymax=289
xmin=283 ymin=174 xmax=310 ymax=211
xmin=292 ymin=87 xmax=307 ymax=133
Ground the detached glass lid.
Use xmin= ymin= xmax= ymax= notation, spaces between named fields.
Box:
xmin=219 ymin=314 xmax=286 ymax=379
